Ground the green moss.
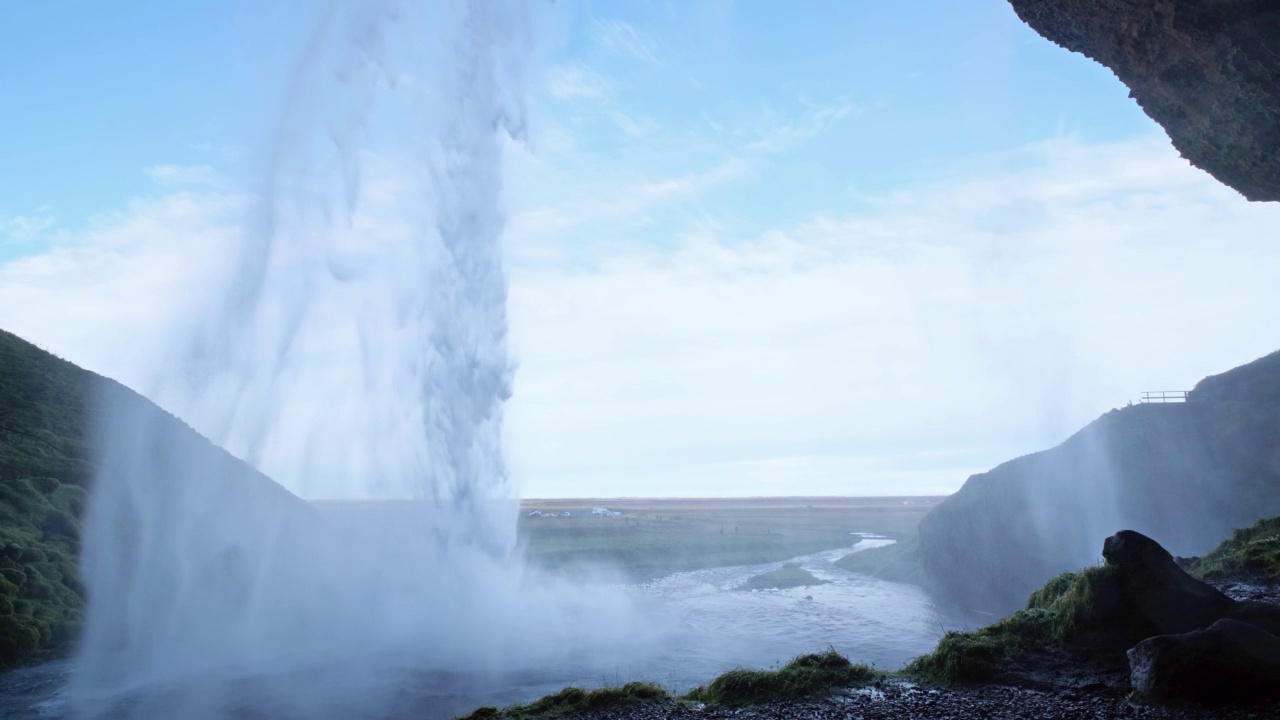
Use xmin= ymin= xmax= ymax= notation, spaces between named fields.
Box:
xmin=0 ymin=330 xmax=100 ymax=668
xmin=455 ymin=682 xmax=670 ymax=719
xmin=906 ymin=566 xmax=1115 ymax=684
xmin=463 ymin=651 xmax=884 ymax=719
xmin=684 ymin=650 xmax=881 ymax=707
xmin=738 ymin=563 xmax=829 ymax=591
xmin=1189 ymin=516 xmax=1280 ymax=583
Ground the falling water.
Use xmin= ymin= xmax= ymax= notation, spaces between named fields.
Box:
xmin=65 ymin=3 xmax=639 ymax=718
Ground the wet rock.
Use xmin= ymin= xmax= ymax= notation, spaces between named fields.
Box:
xmin=1008 ymin=0 xmax=1280 ymax=202
xmin=1102 ymin=530 xmax=1233 ymax=635
xmin=1128 ymin=618 xmax=1280 ymax=704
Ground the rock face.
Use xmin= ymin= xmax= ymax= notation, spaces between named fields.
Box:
xmin=1101 ymin=530 xmax=1280 ymax=637
xmin=1008 ymin=0 xmax=1280 ymax=202
xmin=919 ymin=350 xmax=1280 ymax=612
xmin=1129 ymin=618 xmax=1280 ymax=703
xmin=1102 ymin=530 xmax=1234 ymax=635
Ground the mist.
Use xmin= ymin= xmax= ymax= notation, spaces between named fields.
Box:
xmin=69 ymin=3 xmax=651 ymax=717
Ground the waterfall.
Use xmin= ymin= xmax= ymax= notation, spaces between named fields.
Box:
xmin=67 ymin=3 xmax=588 ymax=717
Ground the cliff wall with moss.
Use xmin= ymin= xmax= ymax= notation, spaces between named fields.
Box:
xmin=919 ymin=350 xmax=1280 ymax=611
xmin=0 ymin=329 xmax=306 ymax=668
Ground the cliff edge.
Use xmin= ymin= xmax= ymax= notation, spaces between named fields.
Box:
xmin=919 ymin=349 xmax=1280 ymax=611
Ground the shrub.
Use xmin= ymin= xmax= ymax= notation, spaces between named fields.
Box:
xmin=457 ymin=682 xmax=670 ymax=719
xmin=685 ymin=650 xmax=880 ymax=706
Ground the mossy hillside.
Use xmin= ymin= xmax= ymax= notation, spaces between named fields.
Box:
xmin=0 ymin=476 xmax=87 ymax=664
xmin=906 ymin=566 xmax=1118 ymax=684
xmin=0 ymin=330 xmax=99 ymax=668
xmin=1190 ymin=516 xmax=1280 ymax=583
xmin=919 ymin=348 xmax=1280 ymax=613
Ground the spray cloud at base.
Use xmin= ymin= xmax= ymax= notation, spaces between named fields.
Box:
xmin=70 ymin=2 xmax=649 ymax=717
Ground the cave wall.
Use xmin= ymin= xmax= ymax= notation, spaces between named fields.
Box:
xmin=1009 ymin=0 xmax=1280 ymax=201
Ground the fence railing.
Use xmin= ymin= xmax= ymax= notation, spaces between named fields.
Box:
xmin=1140 ymin=390 xmax=1188 ymax=404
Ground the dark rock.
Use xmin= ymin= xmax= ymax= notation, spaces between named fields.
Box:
xmin=1102 ymin=530 xmax=1232 ymax=635
xmin=1226 ymin=598 xmax=1280 ymax=637
xmin=1008 ymin=0 xmax=1280 ymax=202
xmin=1128 ymin=618 xmax=1280 ymax=703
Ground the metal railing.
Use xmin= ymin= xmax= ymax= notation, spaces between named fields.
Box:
xmin=1140 ymin=390 xmax=1188 ymax=403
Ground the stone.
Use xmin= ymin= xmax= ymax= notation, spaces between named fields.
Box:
xmin=1102 ymin=530 xmax=1233 ymax=635
xmin=1128 ymin=618 xmax=1280 ymax=703
xmin=1008 ymin=0 xmax=1280 ymax=202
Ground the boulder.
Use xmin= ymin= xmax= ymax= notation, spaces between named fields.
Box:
xmin=1102 ymin=530 xmax=1280 ymax=638
xmin=1128 ymin=618 xmax=1280 ymax=703
xmin=1102 ymin=530 xmax=1233 ymax=635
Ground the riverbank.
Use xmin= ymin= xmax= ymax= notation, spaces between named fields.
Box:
xmin=460 ymin=524 xmax=1280 ymax=720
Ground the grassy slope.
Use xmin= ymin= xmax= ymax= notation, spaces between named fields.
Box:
xmin=907 ymin=566 xmax=1118 ymax=683
xmin=0 ymin=330 xmax=98 ymax=667
xmin=1189 ymin=515 xmax=1280 ymax=583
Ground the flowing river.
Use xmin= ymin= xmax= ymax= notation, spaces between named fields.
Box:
xmin=0 ymin=536 xmax=987 ymax=720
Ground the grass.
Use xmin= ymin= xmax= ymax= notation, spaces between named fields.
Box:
xmin=738 ymin=563 xmax=829 ymax=591
xmin=457 ymin=682 xmax=671 ymax=720
xmin=518 ymin=499 xmax=938 ymax=582
xmin=684 ymin=650 xmax=881 ymax=706
xmin=459 ymin=651 xmax=883 ymax=719
xmin=1189 ymin=515 xmax=1280 ymax=583
xmin=904 ymin=565 xmax=1117 ymax=684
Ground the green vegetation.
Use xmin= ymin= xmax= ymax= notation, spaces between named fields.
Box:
xmin=835 ymin=536 xmax=924 ymax=585
xmin=906 ymin=566 xmax=1115 ymax=683
xmin=1189 ymin=516 xmax=1280 ymax=583
xmin=519 ymin=500 xmax=936 ymax=581
xmin=459 ymin=651 xmax=883 ymax=719
xmin=457 ymin=682 xmax=671 ymax=720
xmin=739 ymin=563 xmax=829 ymax=591
xmin=685 ymin=650 xmax=881 ymax=707
xmin=0 ymin=330 xmax=99 ymax=668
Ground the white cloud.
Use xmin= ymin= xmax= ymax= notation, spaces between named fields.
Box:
xmin=1 ymin=206 xmax=56 ymax=245
xmin=545 ymin=64 xmax=611 ymax=100
xmin=745 ymin=97 xmax=859 ymax=153
xmin=0 ymin=191 xmax=247 ymax=392
xmin=590 ymin=18 xmax=661 ymax=64
xmin=4 ymin=135 xmax=1278 ymax=500
xmin=144 ymin=163 xmax=226 ymax=188
xmin=502 ymin=134 xmax=1280 ymax=497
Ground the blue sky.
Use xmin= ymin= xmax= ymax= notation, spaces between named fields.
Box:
xmin=3 ymin=1 xmax=1279 ymax=498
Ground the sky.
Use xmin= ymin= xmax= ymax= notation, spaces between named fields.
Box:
xmin=2 ymin=1 xmax=1279 ymax=499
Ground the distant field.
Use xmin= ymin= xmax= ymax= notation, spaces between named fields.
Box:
xmin=518 ymin=496 xmax=943 ymax=581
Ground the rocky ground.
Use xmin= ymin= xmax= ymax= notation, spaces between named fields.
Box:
xmin=564 ymin=681 xmax=1279 ymax=720
xmin=563 ymin=679 xmax=1279 ymax=720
